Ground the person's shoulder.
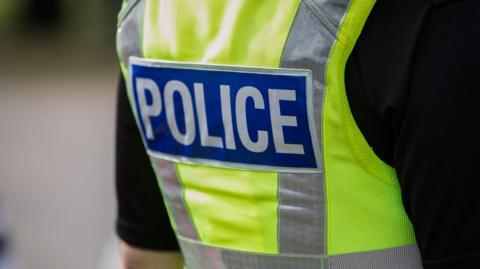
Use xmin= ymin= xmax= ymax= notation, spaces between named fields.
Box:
xmin=374 ymin=0 xmax=466 ymax=12
xmin=384 ymin=0 xmax=471 ymax=9
xmin=432 ymin=0 xmax=469 ymax=6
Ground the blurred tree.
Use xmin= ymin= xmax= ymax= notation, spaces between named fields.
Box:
xmin=0 ymin=1 xmax=25 ymax=35
xmin=24 ymin=0 xmax=62 ymax=30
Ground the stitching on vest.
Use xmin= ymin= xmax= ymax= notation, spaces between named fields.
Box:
xmin=302 ymin=0 xmax=338 ymax=37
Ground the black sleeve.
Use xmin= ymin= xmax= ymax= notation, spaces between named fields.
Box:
xmin=116 ymin=75 xmax=179 ymax=251
xmin=346 ymin=0 xmax=480 ymax=268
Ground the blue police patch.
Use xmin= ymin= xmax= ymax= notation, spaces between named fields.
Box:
xmin=129 ymin=57 xmax=321 ymax=173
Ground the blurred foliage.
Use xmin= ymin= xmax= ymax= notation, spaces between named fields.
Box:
xmin=0 ymin=0 xmax=119 ymax=47
xmin=0 ymin=0 xmax=26 ymax=33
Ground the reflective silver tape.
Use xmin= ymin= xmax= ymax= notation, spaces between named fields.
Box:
xmin=309 ymin=0 xmax=351 ymax=28
xmin=179 ymin=237 xmax=423 ymax=269
xmin=152 ymin=159 xmax=199 ymax=240
xmin=178 ymin=237 xmax=327 ymax=269
xmin=278 ymin=1 xmax=350 ymax=256
xmin=117 ymin=0 xmax=144 ymax=67
xmin=118 ymin=0 xmax=141 ymax=25
xmin=330 ymin=244 xmax=424 ymax=269
xmin=277 ymin=172 xmax=325 ymax=255
xmin=302 ymin=0 xmax=337 ymax=36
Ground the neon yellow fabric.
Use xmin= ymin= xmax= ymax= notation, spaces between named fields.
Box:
xmin=323 ymin=0 xmax=417 ymax=255
xmin=176 ymin=165 xmax=279 ymax=253
xmin=142 ymin=0 xmax=302 ymax=253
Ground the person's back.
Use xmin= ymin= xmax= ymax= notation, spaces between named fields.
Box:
xmin=115 ymin=0 xmax=480 ymax=268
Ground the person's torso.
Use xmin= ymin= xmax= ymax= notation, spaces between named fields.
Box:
xmin=117 ymin=1 xmax=422 ymax=268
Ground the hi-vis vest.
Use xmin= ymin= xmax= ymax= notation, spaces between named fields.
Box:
xmin=117 ymin=0 xmax=423 ymax=268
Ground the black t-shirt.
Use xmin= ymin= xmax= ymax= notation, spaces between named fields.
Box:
xmin=116 ymin=0 xmax=480 ymax=267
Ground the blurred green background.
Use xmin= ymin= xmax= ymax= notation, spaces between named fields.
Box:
xmin=0 ymin=0 xmax=117 ymax=42
xmin=0 ymin=1 xmax=122 ymax=269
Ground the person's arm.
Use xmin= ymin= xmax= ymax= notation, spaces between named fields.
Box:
xmin=393 ymin=2 xmax=480 ymax=266
xmin=120 ymin=242 xmax=183 ymax=269
xmin=116 ymin=76 xmax=182 ymax=268
xmin=347 ymin=0 xmax=480 ymax=267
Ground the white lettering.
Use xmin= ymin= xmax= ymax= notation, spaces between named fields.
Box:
xmin=194 ymin=83 xmax=223 ymax=148
xmin=164 ymin=80 xmax=196 ymax=146
xmin=220 ymin=85 xmax=236 ymax=150
xmin=136 ymin=78 xmax=162 ymax=140
xmin=269 ymin=89 xmax=304 ymax=154
xmin=235 ymin=86 xmax=268 ymax=153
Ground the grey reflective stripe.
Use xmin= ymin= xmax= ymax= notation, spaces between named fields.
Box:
xmin=179 ymin=237 xmax=423 ymax=269
xmin=152 ymin=159 xmax=199 ymax=240
xmin=178 ymin=237 xmax=326 ymax=269
xmin=118 ymin=0 xmax=141 ymax=26
xmin=117 ymin=0 xmax=200 ymax=241
xmin=277 ymin=173 xmax=325 ymax=255
xmin=309 ymin=0 xmax=350 ymax=28
xmin=277 ymin=0 xmax=350 ymax=256
xmin=117 ymin=0 xmax=144 ymax=67
xmin=330 ymin=244 xmax=423 ymax=269
xmin=302 ymin=0 xmax=337 ymax=36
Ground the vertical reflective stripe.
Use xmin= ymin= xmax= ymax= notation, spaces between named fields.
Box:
xmin=118 ymin=0 xmax=140 ymax=26
xmin=117 ymin=0 xmax=145 ymax=132
xmin=330 ymin=244 xmax=423 ymax=269
xmin=277 ymin=173 xmax=325 ymax=255
xmin=278 ymin=1 xmax=350 ymax=256
xmin=117 ymin=0 xmax=201 ymax=243
xmin=117 ymin=0 xmax=144 ymax=70
xmin=153 ymin=159 xmax=199 ymax=240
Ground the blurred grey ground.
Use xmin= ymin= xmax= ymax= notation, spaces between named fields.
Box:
xmin=0 ymin=1 xmax=121 ymax=268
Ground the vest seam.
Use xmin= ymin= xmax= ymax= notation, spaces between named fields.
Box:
xmin=322 ymin=0 xmax=354 ymax=256
xmin=336 ymin=0 xmax=398 ymax=188
xmin=339 ymin=50 xmax=399 ymax=186
xmin=302 ymin=0 xmax=338 ymax=37
xmin=139 ymin=0 xmax=145 ymax=58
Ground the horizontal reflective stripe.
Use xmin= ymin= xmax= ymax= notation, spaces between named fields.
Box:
xmin=179 ymin=237 xmax=423 ymax=269
xmin=330 ymin=244 xmax=423 ymax=269
xmin=178 ymin=237 xmax=326 ymax=269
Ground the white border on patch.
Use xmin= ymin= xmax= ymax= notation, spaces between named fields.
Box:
xmin=129 ymin=56 xmax=322 ymax=174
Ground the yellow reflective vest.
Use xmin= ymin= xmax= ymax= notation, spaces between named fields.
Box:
xmin=117 ymin=0 xmax=423 ymax=268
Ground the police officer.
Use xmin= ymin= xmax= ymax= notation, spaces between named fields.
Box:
xmin=115 ymin=0 xmax=480 ymax=268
